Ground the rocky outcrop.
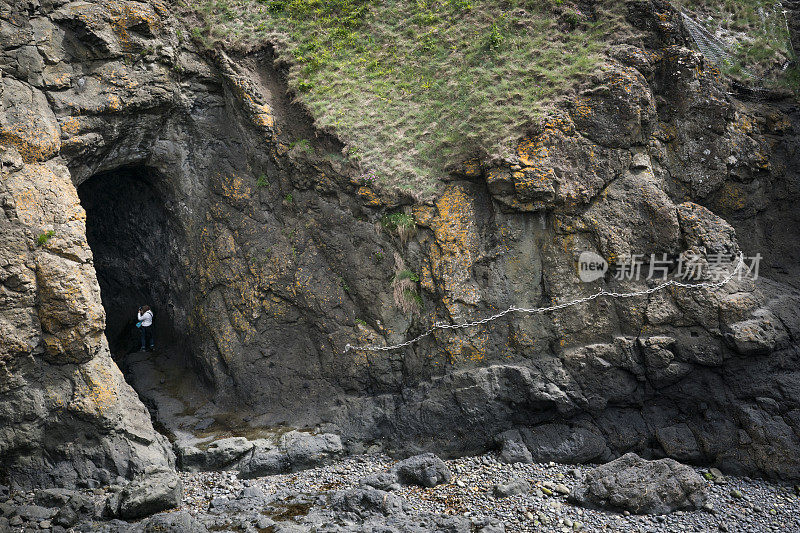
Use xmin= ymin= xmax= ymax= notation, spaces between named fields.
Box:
xmin=391 ymin=453 xmax=452 ymax=488
xmin=1 ymin=0 xmax=799 ymax=489
xmin=176 ymin=431 xmax=344 ymax=477
xmin=569 ymin=452 xmax=709 ymax=514
xmin=104 ymin=466 xmax=182 ymax=520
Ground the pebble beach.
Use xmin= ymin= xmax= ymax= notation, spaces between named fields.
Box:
xmin=176 ymin=452 xmax=800 ymax=532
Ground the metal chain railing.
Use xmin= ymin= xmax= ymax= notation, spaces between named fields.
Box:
xmin=344 ymin=253 xmax=746 ymax=353
xmin=680 ymin=4 xmax=793 ymax=96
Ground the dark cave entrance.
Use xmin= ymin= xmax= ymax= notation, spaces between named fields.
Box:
xmin=77 ymin=166 xmax=216 ymax=435
xmin=78 ymin=166 xmax=188 ymax=357
xmin=77 ymin=167 xmax=250 ymax=440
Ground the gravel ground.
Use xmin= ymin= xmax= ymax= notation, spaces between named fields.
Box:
xmin=177 ymin=452 xmax=800 ymax=532
xmin=4 ymin=452 xmax=799 ymax=532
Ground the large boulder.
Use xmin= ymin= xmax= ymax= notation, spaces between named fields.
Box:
xmin=331 ymin=488 xmax=406 ymax=519
xmin=36 ymin=490 xmax=95 ymax=528
xmin=520 ymin=424 xmax=610 ymax=464
xmin=106 ymin=466 xmax=182 ymax=520
xmin=237 ymin=431 xmax=343 ymax=479
xmin=391 ymin=453 xmax=451 ymax=488
xmin=141 ymin=510 xmax=209 ymax=533
xmin=569 ymin=453 xmax=708 ymax=514
xmin=204 ymin=437 xmax=255 ymax=469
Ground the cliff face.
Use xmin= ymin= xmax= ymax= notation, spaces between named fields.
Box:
xmin=1 ymin=0 xmax=799 ymax=488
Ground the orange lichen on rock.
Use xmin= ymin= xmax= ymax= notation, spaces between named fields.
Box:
xmin=428 ymin=184 xmax=483 ymax=357
xmin=0 ymin=80 xmax=61 ymax=162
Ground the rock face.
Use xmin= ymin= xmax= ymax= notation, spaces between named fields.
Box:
xmin=569 ymin=452 xmax=709 ymax=515
xmin=175 ymin=431 xmax=344 ymax=479
xmin=1 ymin=0 xmax=800 ymax=489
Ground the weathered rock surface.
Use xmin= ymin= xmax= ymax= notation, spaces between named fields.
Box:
xmin=239 ymin=431 xmax=343 ymax=478
xmin=493 ymin=478 xmax=531 ymax=498
xmin=105 ymin=466 xmax=182 ymax=520
xmin=569 ymin=452 xmax=709 ymax=515
xmin=1 ymin=0 xmax=799 ymax=491
xmin=177 ymin=431 xmax=344 ymax=478
xmin=391 ymin=453 xmax=452 ymax=488
xmin=331 ymin=488 xmax=407 ymax=519
xmin=496 ymin=430 xmax=534 ymax=464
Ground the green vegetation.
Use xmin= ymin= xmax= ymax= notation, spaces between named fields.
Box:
xmin=675 ymin=0 xmax=797 ymax=88
xmin=36 ymin=230 xmax=54 ymax=247
xmin=395 ymin=269 xmax=420 ymax=283
xmin=184 ymin=0 xmax=623 ymax=194
xmin=355 ymin=318 xmax=368 ymax=327
xmin=288 ymin=138 xmax=313 ymax=155
xmin=393 ymin=268 xmax=421 ymax=314
xmin=340 ymin=276 xmax=351 ymax=293
xmin=284 ymin=193 xmax=294 ymax=203
xmin=380 ymin=212 xmax=416 ymax=243
xmin=185 ymin=0 xmax=797 ymax=193
xmin=256 ymin=173 xmax=269 ymax=187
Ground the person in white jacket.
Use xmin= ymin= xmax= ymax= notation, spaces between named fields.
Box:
xmin=137 ymin=305 xmax=154 ymax=351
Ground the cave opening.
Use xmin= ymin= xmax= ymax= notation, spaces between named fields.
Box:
xmin=78 ymin=166 xmax=187 ymax=355
xmin=77 ymin=166 xmax=212 ymax=435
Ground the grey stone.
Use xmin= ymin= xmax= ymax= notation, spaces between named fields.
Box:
xmin=331 ymin=488 xmax=406 ymax=518
xmin=238 ymin=443 xmax=286 ymax=478
xmin=724 ymin=312 xmax=786 ymax=355
xmin=176 ymin=445 xmax=207 ymax=472
xmin=108 ymin=467 xmax=182 ymax=520
xmin=281 ymin=431 xmax=343 ymax=470
xmin=34 ymin=489 xmax=78 ymax=508
xmin=15 ymin=505 xmax=55 ymax=521
xmin=392 ymin=453 xmax=452 ymax=488
xmin=496 ymin=430 xmax=533 ymax=464
xmin=519 ymin=424 xmax=610 ymax=464
xmin=238 ymin=486 xmax=265 ymax=500
xmin=238 ymin=432 xmax=342 ymax=478
xmin=204 ymin=437 xmax=254 ymax=468
xmin=53 ymin=493 xmax=94 ymax=528
xmin=569 ymin=453 xmax=708 ymax=514
xmin=142 ymin=510 xmax=208 ymax=533
xmin=359 ymin=472 xmax=401 ymax=491
xmin=493 ymin=478 xmax=531 ymax=498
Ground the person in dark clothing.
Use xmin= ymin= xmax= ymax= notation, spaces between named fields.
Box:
xmin=137 ymin=305 xmax=154 ymax=351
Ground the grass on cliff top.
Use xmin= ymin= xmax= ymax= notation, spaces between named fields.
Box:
xmin=184 ymin=0 xmax=796 ymax=195
xmin=674 ymin=0 xmax=798 ymax=88
xmin=183 ymin=0 xmax=626 ymax=195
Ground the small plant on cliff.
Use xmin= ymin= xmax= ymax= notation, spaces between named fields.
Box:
xmin=485 ymin=19 xmax=506 ymax=51
xmin=284 ymin=193 xmax=294 ymax=203
xmin=380 ymin=212 xmax=416 ymax=244
xmin=288 ymin=138 xmax=313 ymax=155
xmin=392 ymin=254 xmax=421 ymax=315
xmin=36 ymin=230 xmax=54 ymax=247
xmin=340 ymin=276 xmax=351 ymax=294
xmin=360 ymin=170 xmax=378 ymax=186
xmin=256 ymin=174 xmax=269 ymax=188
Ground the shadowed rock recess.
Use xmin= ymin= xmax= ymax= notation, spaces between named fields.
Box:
xmin=1 ymin=0 xmax=800 ymax=492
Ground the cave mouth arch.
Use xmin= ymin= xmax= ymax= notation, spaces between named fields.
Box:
xmin=77 ymin=166 xmax=207 ymax=404
xmin=78 ymin=166 xmax=185 ymax=354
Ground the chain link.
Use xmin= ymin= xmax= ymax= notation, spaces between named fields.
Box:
xmin=345 ymin=254 xmax=747 ymax=353
xmin=681 ymin=5 xmax=792 ymax=98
